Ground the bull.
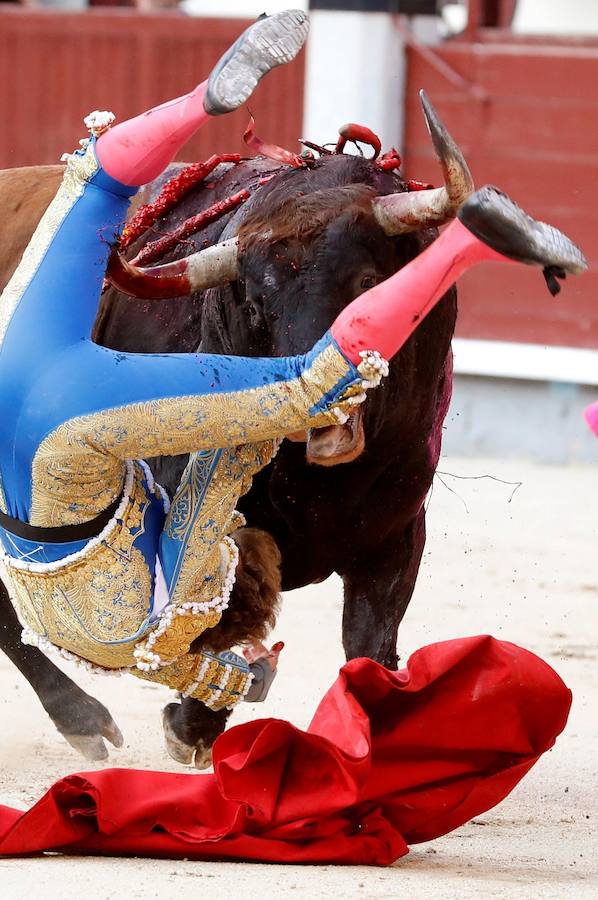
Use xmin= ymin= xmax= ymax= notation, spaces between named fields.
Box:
xmin=0 ymin=95 xmax=468 ymax=764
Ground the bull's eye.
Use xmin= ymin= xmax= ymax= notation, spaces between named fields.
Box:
xmin=245 ymin=299 xmax=262 ymax=327
xmin=360 ymin=274 xmax=378 ymax=291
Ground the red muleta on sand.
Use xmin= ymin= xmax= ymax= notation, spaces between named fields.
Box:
xmin=0 ymin=636 xmax=571 ymax=865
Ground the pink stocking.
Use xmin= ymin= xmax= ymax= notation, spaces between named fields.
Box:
xmin=332 ymin=219 xmax=512 ymax=364
xmin=95 ymin=81 xmax=211 ymax=187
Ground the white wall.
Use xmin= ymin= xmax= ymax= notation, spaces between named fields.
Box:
xmin=513 ymin=0 xmax=598 ymax=35
xmin=182 ymin=1 xmax=308 ymax=17
xmin=303 ymin=11 xmax=405 ymax=152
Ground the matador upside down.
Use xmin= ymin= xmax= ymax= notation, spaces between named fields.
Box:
xmin=0 ymin=12 xmax=586 ymax=733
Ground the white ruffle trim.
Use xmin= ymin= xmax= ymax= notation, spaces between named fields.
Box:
xmin=138 ymin=459 xmax=171 ymax=514
xmin=21 ymin=627 xmax=128 ymax=677
xmin=332 ymin=407 xmax=350 ymax=424
xmin=332 ymin=349 xmax=389 ymax=418
xmin=181 ymin=656 xmax=211 ymax=698
xmin=133 ymin=536 xmax=239 ymax=672
xmin=61 ymin=138 xmax=91 ymax=162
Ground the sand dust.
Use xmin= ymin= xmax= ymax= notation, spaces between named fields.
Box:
xmin=0 ymin=455 xmax=596 ymax=899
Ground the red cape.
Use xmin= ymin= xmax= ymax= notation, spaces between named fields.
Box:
xmin=0 ymin=636 xmax=571 ymax=865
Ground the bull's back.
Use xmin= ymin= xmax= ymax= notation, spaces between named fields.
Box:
xmin=0 ymin=165 xmax=64 ymax=293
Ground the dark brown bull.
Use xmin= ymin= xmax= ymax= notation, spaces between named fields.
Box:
xmin=0 ymin=95 xmax=470 ymax=765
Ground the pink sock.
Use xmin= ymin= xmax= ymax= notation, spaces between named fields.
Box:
xmin=95 ymin=81 xmax=211 ymax=187
xmin=331 ymin=219 xmax=512 ymax=364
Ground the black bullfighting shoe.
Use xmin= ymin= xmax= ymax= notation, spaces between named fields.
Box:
xmin=458 ymin=185 xmax=587 ymax=294
xmin=203 ymin=10 xmax=309 ymax=116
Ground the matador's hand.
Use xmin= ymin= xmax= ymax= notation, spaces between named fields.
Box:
xmin=243 ymin=640 xmax=284 ymax=702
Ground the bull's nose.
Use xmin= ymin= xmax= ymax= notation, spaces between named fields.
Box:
xmin=305 ymin=408 xmax=366 ymax=467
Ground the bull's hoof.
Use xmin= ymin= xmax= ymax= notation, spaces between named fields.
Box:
xmin=48 ymin=693 xmax=124 ymax=761
xmin=193 ymin=744 xmax=214 ymax=771
xmin=62 ymin=726 xmax=123 ymax=762
xmin=162 ymin=703 xmax=214 ymax=770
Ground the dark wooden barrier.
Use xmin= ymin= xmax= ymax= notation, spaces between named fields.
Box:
xmin=0 ymin=8 xmax=305 ymax=167
xmin=403 ymin=32 xmax=598 ymax=350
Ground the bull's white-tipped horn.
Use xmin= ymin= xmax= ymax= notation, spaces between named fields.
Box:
xmin=106 ymin=237 xmax=239 ymax=299
xmin=372 ymin=90 xmax=474 ymax=235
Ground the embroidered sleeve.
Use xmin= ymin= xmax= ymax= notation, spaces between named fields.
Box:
xmin=29 ymin=336 xmax=387 ymax=526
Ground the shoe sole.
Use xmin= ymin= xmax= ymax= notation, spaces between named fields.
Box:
xmin=459 ymin=186 xmax=587 ymax=275
xmin=204 ymin=10 xmax=309 ymax=116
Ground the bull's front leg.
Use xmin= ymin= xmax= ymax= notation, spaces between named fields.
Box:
xmin=0 ymin=579 xmax=123 ymax=759
xmin=162 ymin=698 xmax=231 ymax=769
xmin=341 ymin=509 xmax=426 ymax=669
xmin=162 ymin=639 xmax=283 ymax=769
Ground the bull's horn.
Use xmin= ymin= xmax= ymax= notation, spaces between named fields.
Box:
xmin=106 ymin=237 xmax=239 ymax=299
xmin=372 ymin=90 xmax=474 ymax=235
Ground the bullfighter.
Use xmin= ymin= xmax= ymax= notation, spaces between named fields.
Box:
xmin=0 ymin=12 xmax=586 ymax=724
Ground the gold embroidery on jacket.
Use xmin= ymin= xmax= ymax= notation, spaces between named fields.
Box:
xmin=6 ymin=463 xmax=155 ymax=669
xmin=30 ymin=341 xmax=354 ymax=526
xmin=167 ymin=443 xmax=273 ymax=609
xmin=6 ymin=444 xmax=261 ymax=705
xmin=29 ymin=438 xmax=125 ymax=527
xmin=139 ymin=442 xmax=275 ymax=665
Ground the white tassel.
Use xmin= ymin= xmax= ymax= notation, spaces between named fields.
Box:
xmin=83 ymin=110 xmax=115 ymax=136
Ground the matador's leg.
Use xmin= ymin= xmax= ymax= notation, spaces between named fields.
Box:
xmin=331 ymin=187 xmax=587 ymax=364
xmin=0 ymin=11 xmax=311 ymax=517
xmin=95 ymin=10 xmax=309 ymax=186
xmin=0 ymin=10 xmax=309 ymax=357
xmin=45 ymin=188 xmax=587 ymax=468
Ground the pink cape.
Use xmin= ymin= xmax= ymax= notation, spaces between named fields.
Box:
xmin=0 ymin=636 xmax=571 ymax=865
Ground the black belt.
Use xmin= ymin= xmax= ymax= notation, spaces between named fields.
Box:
xmin=0 ymin=493 xmax=122 ymax=544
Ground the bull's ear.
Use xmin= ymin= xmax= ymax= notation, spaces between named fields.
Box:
xmin=105 ymin=238 xmax=239 ymax=299
xmin=372 ymin=91 xmax=473 ymax=235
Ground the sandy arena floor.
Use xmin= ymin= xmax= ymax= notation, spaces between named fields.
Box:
xmin=0 ymin=455 xmax=596 ymax=899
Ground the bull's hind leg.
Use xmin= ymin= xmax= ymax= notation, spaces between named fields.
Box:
xmin=0 ymin=580 xmax=122 ymax=760
xmin=341 ymin=510 xmax=426 ymax=669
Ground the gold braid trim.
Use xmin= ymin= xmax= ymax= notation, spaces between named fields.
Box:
xmin=2 ymin=463 xmax=159 ymax=670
